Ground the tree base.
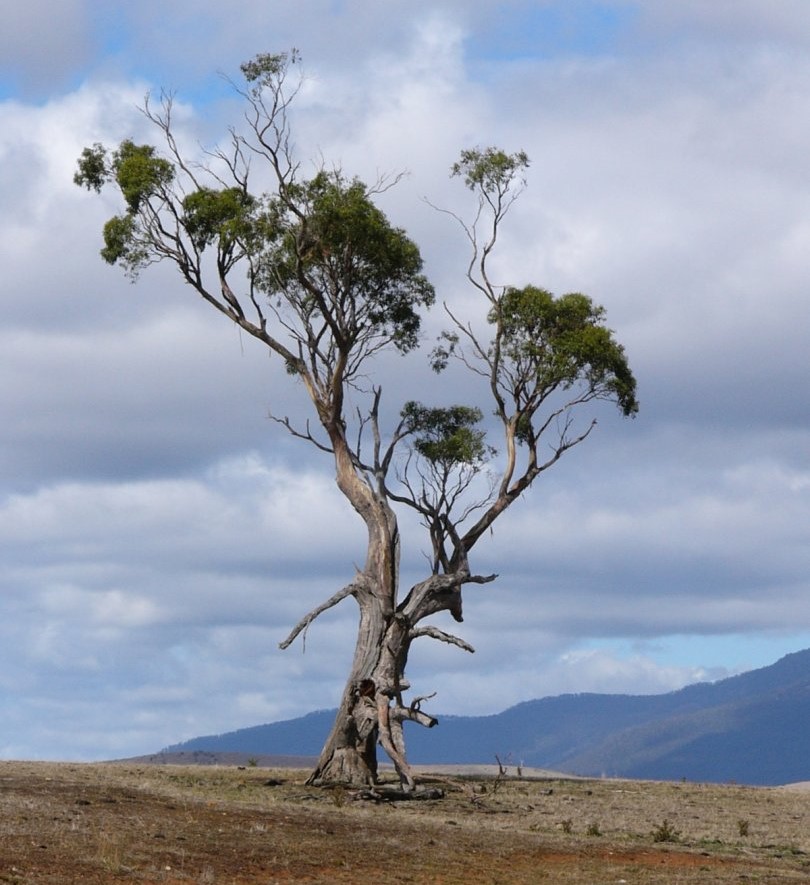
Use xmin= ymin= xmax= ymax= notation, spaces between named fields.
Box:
xmin=306 ymin=746 xmax=378 ymax=788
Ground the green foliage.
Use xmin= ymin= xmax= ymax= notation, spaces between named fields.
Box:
xmin=258 ymin=171 xmax=435 ymax=353
xmin=429 ymin=330 xmax=459 ymax=374
xmin=74 ymin=139 xmax=174 ymax=212
xmin=182 ymin=187 xmax=256 ymax=251
xmin=493 ymin=285 xmax=638 ymax=418
xmin=451 ymin=146 xmax=530 ymax=194
xmin=240 ymin=50 xmax=299 ymax=91
xmin=74 ymin=126 xmax=433 ymax=360
xmin=111 ymin=140 xmax=174 ymax=213
xmin=75 ymin=139 xmax=175 ymax=272
xmin=401 ymin=403 xmax=491 ymax=467
xmin=73 ymin=143 xmax=109 ymax=192
xmin=100 ymin=214 xmax=144 ymax=270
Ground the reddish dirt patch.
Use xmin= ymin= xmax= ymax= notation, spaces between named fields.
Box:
xmin=1 ymin=763 xmax=809 ymax=884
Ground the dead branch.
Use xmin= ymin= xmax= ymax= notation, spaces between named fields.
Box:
xmin=389 ymin=704 xmax=438 ymax=729
xmin=409 ymin=625 xmax=475 ymax=654
xmin=409 ymin=691 xmax=436 ymax=711
xmin=377 ymin=697 xmax=415 ymax=791
xmin=279 ymin=582 xmax=359 ymax=650
xmin=269 ymin=413 xmax=334 ymax=454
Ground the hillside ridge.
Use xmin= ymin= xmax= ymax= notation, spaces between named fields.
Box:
xmin=161 ymin=648 xmax=810 ymax=785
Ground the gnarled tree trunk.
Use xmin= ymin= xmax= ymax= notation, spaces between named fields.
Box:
xmin=305 ymin=608 xmax=386 ymax=787
xmin=279 ymin=424 xmax=495 ymax=789
xmin=299 ymin=432 xmax=420 ymax=788
xmin=305 ymin=596 xmax=438 ymax=790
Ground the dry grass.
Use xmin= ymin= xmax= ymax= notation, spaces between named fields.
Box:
xmin=1 ymin=761 xmax=809 ymax=883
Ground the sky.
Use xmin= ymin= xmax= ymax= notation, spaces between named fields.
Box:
xmin=1 ymin=0 xmax=809 ymax=761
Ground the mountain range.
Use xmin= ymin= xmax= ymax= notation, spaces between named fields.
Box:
xmin=162 ymin=648 xmax=810 ymax=785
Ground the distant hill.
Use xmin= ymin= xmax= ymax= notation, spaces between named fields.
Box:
xmin=162 ymin=648 xmax=810 ymax=785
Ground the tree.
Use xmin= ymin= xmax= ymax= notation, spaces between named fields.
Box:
xmin=75 ymin=52 xmax=637 ymax=791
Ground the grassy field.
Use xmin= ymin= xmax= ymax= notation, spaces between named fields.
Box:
xmin=1 ymin=761 xmax=809 ymax=883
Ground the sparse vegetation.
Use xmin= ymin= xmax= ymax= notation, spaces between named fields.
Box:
xmin=1 ymin=762 xmax=809 ymax=884
xmin=652 ymin=817 xmax=681 ymax=843
xmin=329 ymin=784 xmax=348 ymax=808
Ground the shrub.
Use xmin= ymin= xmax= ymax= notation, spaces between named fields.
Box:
xmin=652 ymin=818 xmax=681 ymax=843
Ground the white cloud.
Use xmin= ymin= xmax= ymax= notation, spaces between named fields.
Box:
xmin=0 ymin=452 xmax=370 ymax=757
xmin=1 ymin=1 xmax=809 ymax=760
xmin=638 ymin=0 xmax=810 ymax=49
xmin=0 ymin=0 xmax=92 ymax=97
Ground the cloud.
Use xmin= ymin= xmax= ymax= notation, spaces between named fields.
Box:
xmin=1 ymin=1 xmax=809 ymax=760
xmin=637 ymin=0 xmax=810 ymax=50
xmin=0 ymin=0 xmax=93 ymax=99
xmin=0 ymin=455 xmax=368 ymax=757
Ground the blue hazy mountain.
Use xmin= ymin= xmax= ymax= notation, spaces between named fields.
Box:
xmin=162 ymin=648 xmax=810 ymax=785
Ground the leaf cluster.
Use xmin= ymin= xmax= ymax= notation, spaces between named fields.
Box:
xmin=182 ymin=187 xmax=257 ymax=251
xmin=74 ymin=140 xmax=174 ymax=213
xmin=494 ymin=286 xmax=638 ymax=420
xmin=74 ymin=140 xmax=176 ymax=272
xmin=401 ymin=403 xmax=491 ymax=467
xmin=451 ymin=147 xmax=530 ymax=194
xmin=257 ymin=171 xmax=435 ymax=354
xmin=240 ymin=50 xmax=299 ymax=92
xmin=73 ymin=57 xmax=434 ymax=367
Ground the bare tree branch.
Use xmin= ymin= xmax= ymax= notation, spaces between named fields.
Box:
xmin=390 ymin=704 xmax=438 ymax=729
xmin=268 ymin=413 xmax=334 ymax=454
xmin=279 ymin=581 xmax=359 ymax=650
xmin=409 ymin=625 xmax=476 ymax=654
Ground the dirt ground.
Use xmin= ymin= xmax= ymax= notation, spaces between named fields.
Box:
xmin=1 ymin=761 xmax=809 ymax=884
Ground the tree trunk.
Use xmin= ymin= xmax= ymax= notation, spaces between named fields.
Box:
xmin=305 ymin=596 xmax=420 ymax=789
xmin=303 ymin=435 xmax=444 ymax=790
xmin=306 ymin=597 xmax=388 ymax=787
xmin=298 ymin=430 xmax=408 ymax=786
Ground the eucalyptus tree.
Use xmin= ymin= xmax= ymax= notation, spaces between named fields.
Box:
xmin=75 ymin=52 xmax=637 ymax=790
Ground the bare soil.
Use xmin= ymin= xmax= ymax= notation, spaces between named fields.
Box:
xmin=1 ymin=761 xmax=809 ymax=883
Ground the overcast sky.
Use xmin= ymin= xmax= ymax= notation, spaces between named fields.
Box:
xmin=2 ymin=0 xmax=809 ymax=761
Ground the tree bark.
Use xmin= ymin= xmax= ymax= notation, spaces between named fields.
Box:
xmin=302 ymin=428 xmax=421 ymax=788
xmin=295 ymin=424 xmax=492 ymax=789
xmin=302 ymin=569 xmax=486 ymax=787
xmin=305 ymin=596 xmax=419 ymax=789
xmin=305 ymin=597 xmax=388 ymax=787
